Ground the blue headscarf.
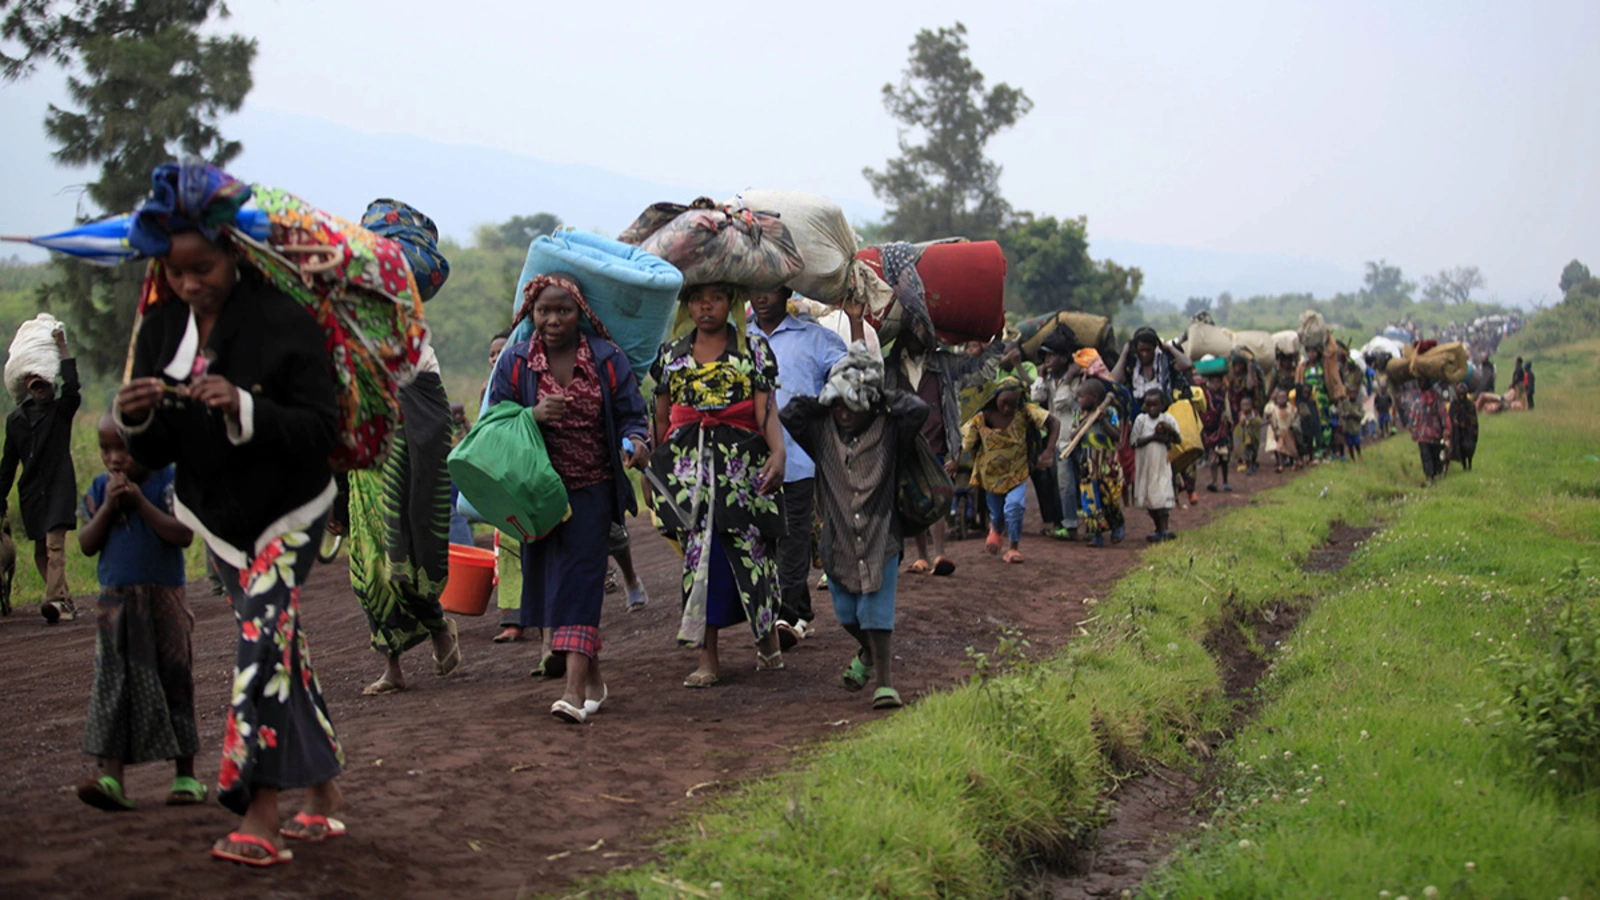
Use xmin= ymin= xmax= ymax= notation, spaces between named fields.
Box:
xmin=362 ymin=199 xmax=450 ymax=302
xmin=127 ymin=160 xmax=253 ymax=258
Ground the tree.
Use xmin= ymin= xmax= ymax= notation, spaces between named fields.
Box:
xmin=1559 ymin=259 xmax=1591 ymax=294
xmin=1420 ymin=265 xmax=1485 ymax=305
xmin=475 ymin=213 xmax=563 ymax=252
xmin=863 ymin=22 xmax=1032 ymax=242
xmin=999 ymin=213 xmax=1141 ymax=319
xmin=1361 ymin=259 xmax=1414 ymax=306
xmin=1214 ymin=291 xmax=1233 ymax=324
xmin=1184 ymin=296 xmax=1213 ymax=318
xmin=3 ymin=1 xmax=256 ymax=375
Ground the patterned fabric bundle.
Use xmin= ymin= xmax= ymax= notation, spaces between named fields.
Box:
xmin=362 ymin=200 xmax=450 ymax=302
xmin=130 ymin=163 xmax=429 ymax=473
xmin=818 ymin=341 xmax=884 ymax=412
xmin=620 ymin=198 xmax=803 ymax=293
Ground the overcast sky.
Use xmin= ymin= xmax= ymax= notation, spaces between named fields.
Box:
xmin=4 ymin=0 xmax=1597 ymax=304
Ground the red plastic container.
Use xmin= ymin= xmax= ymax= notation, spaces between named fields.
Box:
xmin=856 ymin=241 xmax=1007 ymax=344
xmin=439 ymin=544 xmax=497 ymax=616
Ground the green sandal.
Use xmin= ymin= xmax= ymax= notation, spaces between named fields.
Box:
xmin=841 ymin=655 xmax=871 ymax=692
xmin=77 ymin=775 xmax=135 ymax=811
xmin=872 ymin=687 xmax=904 ymax=710
xmin=167 ymin=776 xmax=209 ymax=806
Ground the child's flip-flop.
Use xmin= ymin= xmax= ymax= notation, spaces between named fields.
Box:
xmin=1002 ymin=549 xmax=1025 ymax=564
xmin=433 ymin=618 xmax=462 ymax=677
xmin=932 ymin=556 xmax=957 ymax=576
xmin=76 ymin=775 xmax=135 ymax=811
xmin=166 ymin=776 xmax=209 ymax=806
xmin=871 ymin=687 xmax=904 ymax=710
xmin=279 ymin=811 xmax=347 ymax=842
xmin=841 ymin=655 xmax=871 ymax=692
xmin=213 ymin=832 xmax=294 ymax=867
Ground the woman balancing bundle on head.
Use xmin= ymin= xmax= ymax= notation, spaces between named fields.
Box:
xmin=115 ymin=162 xmax=345 ymax=867
xmin=649 ymin=282 xmax=787 ymax=687
xmin=487 ymin=273 xmax=650 ymax=723
xmin=781 ymin=344 xmax=929 ymax=709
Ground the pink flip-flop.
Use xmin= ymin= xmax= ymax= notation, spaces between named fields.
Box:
xmin=279 ymin=812 xmax=347 ymax=842
xmin=212 ymin=832 xmax=294 ymax=867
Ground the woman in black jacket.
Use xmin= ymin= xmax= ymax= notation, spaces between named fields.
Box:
xmin=116 ymin=164 xmax=345 ymax=867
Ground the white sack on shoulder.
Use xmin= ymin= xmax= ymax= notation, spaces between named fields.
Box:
xmin=5 ymin=313 xmax=62 ymax=402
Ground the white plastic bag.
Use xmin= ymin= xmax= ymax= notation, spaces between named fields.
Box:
xmin=5 ymin=314 xmax=62 ymax=402
xmin=729 ymin=190 xmax=859 ymax=304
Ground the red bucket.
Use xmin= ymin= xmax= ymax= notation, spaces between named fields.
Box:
xmin=439 ymin=544 xmax=497 ymax=616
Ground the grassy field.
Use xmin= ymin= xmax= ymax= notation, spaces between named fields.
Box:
xmin=570 ymin=341 xmax=1600 ymax=899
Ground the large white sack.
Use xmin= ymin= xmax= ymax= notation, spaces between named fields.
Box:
xmin=1361 ymin=335 xmax=1406 ymax=360
xmin=791 ymin=297 xmax=881 ymax=356
xmin=1186 ymin=321 xmax=1236 ymax=359
xmin=5 ymin=313 xmax=62 ymax=402
xmin=728 ymin=190 xmax=858 ymax=304
xmin=1272 ymin=330 xmax=1301 ymax=357
xmin=1232 ymin=329 xmax=1273 ymax=362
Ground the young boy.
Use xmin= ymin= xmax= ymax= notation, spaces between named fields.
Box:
xmin=781 ymin=346 xmax=930 ymax=710
xmin=1374 ymin=387 xmax=1394 ymax=437
xmin=1237 ymin=395 xmax=1263 ymax=474
xmin=75 ymin=413 xmax=201 ymax=810
xmin=0 ymin=323 xmax=79 ymax=622
xmin=1341 ymin=396 xmax=1364 ymax=461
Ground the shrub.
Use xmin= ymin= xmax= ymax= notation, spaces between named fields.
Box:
xmin=1492 ymin=592 xmax=1600 ymax=792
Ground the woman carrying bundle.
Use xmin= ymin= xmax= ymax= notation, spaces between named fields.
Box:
xmin=487 ymin=274 xmax=650 ymax=723
xmin=649 ymin=282 xmax=786 ymax=687
xmin=1111 ymin=327 xmax=1195 ymax=503
xmin=116 ymin=162 xmax=344 ymax=866
xmin=347 ymin=200 xmax=462 ymax=696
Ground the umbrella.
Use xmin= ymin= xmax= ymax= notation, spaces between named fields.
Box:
xmin=1 ymin=207 xmax=272 ymax=265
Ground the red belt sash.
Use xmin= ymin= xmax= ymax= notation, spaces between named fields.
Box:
xmin=669 ymin=399 xmax=759 ymax=435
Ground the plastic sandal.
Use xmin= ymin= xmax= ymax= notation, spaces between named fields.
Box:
xmin=492 ymin=626 xmax=523 ymax=643
xmin=683 ymin=670 xmax=720 ymax=688
xmin=211 ymin=832 xmax=293 ymax=867
xmin=906 ymin=558 xmax=932 ymax=575
xmin=433 ymin=619 xmax=461 ymax=677
xmin=583 ymin=684 xmax=609 ymax=716
xmin=932 ymin=556 xmax=956 ymax=577
xmin=871 ymin=687 xmax=904 ymax=710
xmin=841 ymin=655 xmax=871 ymax=692
xmin=77 ymin=775 xmax=135 ymax=811
xmin=166 ymin=776 xmax=209 ymax=806
xmin=1002 ymin=549 xmax=1025 ymax=564
xmin=551 ymin=699 xmax=587 ymax=724
xmin=280 ymin=811 xmax=347 ymax=841
xmin=756 ymin=649 xmax=785 ymax=672
xmin=985 ymin=531 xmax=1002 ymax=555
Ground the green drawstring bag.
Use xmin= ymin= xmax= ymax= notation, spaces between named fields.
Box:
xmin=448 ymin=401 xmax=569 ymax=542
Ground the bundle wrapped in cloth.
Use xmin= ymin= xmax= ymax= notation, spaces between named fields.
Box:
xmin=1018 ymin=310 xmax=1117 ymax=363
xmin=856 ymin=239 xmax=1007 ymax=345
xmin=128 ymin=163 xmax=430 ymax=472
xmin=619 ymin=198 xmax=802 ymax=292
xmin=725 ymin=190 xmax=866 ymax=305
xmin=1186 ymin=320 xmax=1237 ymax=359
xmin=5 ymin=313 xmax=64 ymax=402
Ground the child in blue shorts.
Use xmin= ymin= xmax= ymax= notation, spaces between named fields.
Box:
xmin=781 ymin=344 xmax=929 ymax=710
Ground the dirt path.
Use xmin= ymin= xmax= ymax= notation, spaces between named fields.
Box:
xmin=0 ymin=468 xmax=1298 ymax=899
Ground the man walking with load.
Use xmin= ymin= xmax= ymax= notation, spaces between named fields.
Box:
xmin=1 ymin=320 xmax=80 ymax=622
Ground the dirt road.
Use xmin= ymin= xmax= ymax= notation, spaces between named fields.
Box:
xmin=0 ymin=469 xmax=1294 ymax=899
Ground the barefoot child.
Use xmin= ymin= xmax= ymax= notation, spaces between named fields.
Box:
xmin=1131 ymin=389 xmax=1180 ymax=541
xmin=76 ymin=413 xmax=200 ymax=811
xmin=782 ymin=345 xmax=929 ymax=709
xmin=1237 ymin=395 xmax=1263 ymax=475
xmin=949 ymin=376 xmax=1059 ymax=564
xmin=1265 ymin=388 xmax=1300 ymax=473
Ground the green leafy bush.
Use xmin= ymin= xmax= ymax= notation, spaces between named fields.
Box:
xmin=1492 ymin=592 xmax=1600 ymax=792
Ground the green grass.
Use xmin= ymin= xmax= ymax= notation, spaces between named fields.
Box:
xmin=581 ymin=386 xmax=1434 ymax=899
xmin=1146 ymin=343 xmax=1600 ymax=899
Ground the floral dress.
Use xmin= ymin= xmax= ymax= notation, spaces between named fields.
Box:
xmin=1302 ymin=363 xmax=1332 ymax=456
xmin=650 ymin=327 xmax=783 ymax=647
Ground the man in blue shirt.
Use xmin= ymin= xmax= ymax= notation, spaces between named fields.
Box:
xmin=749 ymin=287 xmax=864 ymax=649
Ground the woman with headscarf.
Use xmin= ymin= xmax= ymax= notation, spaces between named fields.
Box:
xmin=781 ymin=344 xmax=929 ymax=709
xmin=649 ymin=282 xmax=786 ymax=687
xmin=116 ymin=162 xmax=343 ymax=866
xmin=347 ymin=200 xmax=462 ymax=696
xmin=487 ymin=273 xmax=650 ymax=723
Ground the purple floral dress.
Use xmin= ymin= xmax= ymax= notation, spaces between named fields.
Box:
xmin=650 ymin=328 xmax=783 ymax=647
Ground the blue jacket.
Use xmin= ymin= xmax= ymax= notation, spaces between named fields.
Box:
xmin=485 ymin=334 xmax=649 ymax=524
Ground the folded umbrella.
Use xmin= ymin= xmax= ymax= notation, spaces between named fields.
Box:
xmin=1 ymin=207 xmax=272 ymax=266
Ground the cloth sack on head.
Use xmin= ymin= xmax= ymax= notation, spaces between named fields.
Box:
xmin=5 ymin=314 xmax=63 ymax=403
xmin=362 ymin=199 xmax=450 ymax=301
xmin=818 ymin=341 xmax=884 ymax=412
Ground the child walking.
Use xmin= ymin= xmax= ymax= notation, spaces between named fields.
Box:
xmin=75 ymin=413 xmax=201 ymax=811
xmin=1201 ymin=374 xmax=1234 ymax=493
xmin=1341 ymin=396 xmax=1364 ymax=461
xmin=1265 ymin=387 xmax=1300 ymax=473
xmin=1073 ymin=377 xmax=1129 ymax=548
xmin=1237 ymin=395 xmax=1263 ymax=475
xmin=782 ymin=345 xmax=929 ymax=710
xmin=1131 ymin=389 xmax=1180 ymax=541
xmin=950 ymin=375 xmax=1059 ymax=564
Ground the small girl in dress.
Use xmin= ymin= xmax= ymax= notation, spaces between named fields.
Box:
xmin=1265 ymin=387 xmax=1301 ymax=473
xmin=1131 ymin=389 xmax=1180 ymax=541
xmin=1237 ymin=395 xmax=1263 ymax=475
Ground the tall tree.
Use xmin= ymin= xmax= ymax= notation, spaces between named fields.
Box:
xmin=863 ymin=22 xmax=1032 ymax=241
xmin=1000 ymin=213 xmax=1141 ymax=318
xmin=1361 ymin=259 xmax=1414 ymax=305
xmin=2 ymin=0 xmax=255 ymax=375
xmin=1420 ymin=265 xmax=1485 ymax=306
xmin=476 ymin=212 xmax=563 ymax=252
xmin=1559 ymin=259 xmax=1591 ymax=294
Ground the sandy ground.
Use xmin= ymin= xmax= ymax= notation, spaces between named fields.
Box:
xmin=0 ymin=466 xmax=1298 ymax=899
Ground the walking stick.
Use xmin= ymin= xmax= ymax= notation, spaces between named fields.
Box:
xmin=1058 ymin=394 xmax=1115 ymax=461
